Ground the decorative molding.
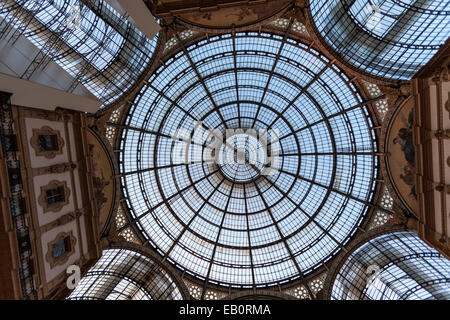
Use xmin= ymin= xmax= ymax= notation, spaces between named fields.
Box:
xmin=435 ymin=129 xmax=450 ymax=140
xmin=38 ymin=180 xmax=70 ymax=213
xmin=54 ymin=108 xmax=73 ymax=122
xmin=435 ymin=184 xmax=450 ymax=193
xmin=388 ymin=206 xmax=419 ymax=232
xmin=170 ymin=2 xmax=291 ymax=33
xmin=16 ymin=107 xmax=81 ymax=124
xmin=45 ymin=231 xmax=77 ymax=269
xmin=40 ymin=209 xmax=84 ymax=234
xmin=30 ymin=126 xmax=64 ymax=159
xmin=445 ymin=92 xmax=450 ymax=119
xmin=413 ymin=74 xmax=450 ymax=259
xmin=32 ymin=162 xmax=77 ymax=176
xmin=377 ymin=83 xmax=411 ymax=114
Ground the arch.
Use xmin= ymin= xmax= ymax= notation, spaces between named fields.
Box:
xmin=323 ymin=228 xmax=450 ymax=300
xmin=67 ymin=242 xmax=190 ymax=300
xmin=308 ymin=0 xmax=450 ymax=80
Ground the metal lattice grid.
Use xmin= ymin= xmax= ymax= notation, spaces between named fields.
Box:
xmin=67 ymin=248 xmax=183 ymax=300
xmin=117 ymin=30 xmax=382 ymax=290
xmin=331 ymin=232 xmax=450 ymax=300
xmin=310 ymin=0 xmax=450 ymax=80
xmin=0 ymin=0 xmax=158 ymax=106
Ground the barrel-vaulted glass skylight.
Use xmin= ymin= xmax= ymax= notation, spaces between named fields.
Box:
xmin=310 ymin=0 xmax=450 ymax=80
xmin=68 ymin=248 xmax=184 ymax=300
xmin=118 ymin=31 xmax=379 ymax=288
xmin=331 ymin=232 xmax=450 ymax=300
xmin=0 ymin=0 xmax=158 ymax=106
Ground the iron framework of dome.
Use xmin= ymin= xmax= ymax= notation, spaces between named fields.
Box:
xmin=117 ymin=29 xmax=381 ymax=289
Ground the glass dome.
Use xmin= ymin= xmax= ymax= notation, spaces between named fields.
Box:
xmin=118 ymin=31 xmax=379 ymax=288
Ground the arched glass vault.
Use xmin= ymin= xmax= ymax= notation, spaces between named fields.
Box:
xmin=309 ymin=0 xmax=450 ymax=80
xmin=116 ymin=28 xmax=383 ymax=291
xmin=67 ymin=248 xmax=186 ymax=300
xmin=0 ymin=0 xmax=158 ymax=106
xmin=330 ymin=232 xmax=450 ymax=300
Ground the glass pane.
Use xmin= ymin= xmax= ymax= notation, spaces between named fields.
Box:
xmin=38 ymin=135 xmax=58 ymax=151
xmin=52 ymin=238 xmax=66 ymax=259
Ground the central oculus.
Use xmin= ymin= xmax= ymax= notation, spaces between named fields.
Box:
xmin=217 ymin=132 xmax=267 ymax=183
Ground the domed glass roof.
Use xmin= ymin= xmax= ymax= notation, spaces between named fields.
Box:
xmin=119 ymin=31 xmax=378 ymax=288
